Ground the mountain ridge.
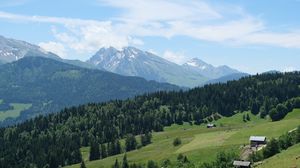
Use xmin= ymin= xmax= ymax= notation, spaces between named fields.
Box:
xmin=87 ymin=46 xmax=208 ymax=88
xmin=182 ymin=57 xmax=240 ymax=79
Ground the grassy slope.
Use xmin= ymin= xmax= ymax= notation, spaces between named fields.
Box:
xmin=65 ymin=109 xmax=300 ymax=168
xmin=257 ymin=143 xmax=300 ymax=168
xmin=0 ymin=103 xmax=32 ymax=121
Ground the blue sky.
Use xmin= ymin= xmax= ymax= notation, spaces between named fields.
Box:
xmin=0 ymin=0 xmax=300 ymax=74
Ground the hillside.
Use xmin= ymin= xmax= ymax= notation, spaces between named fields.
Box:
xmin=204 ymin=72 xmax=249 ymax=85
xmin=257 ymin=143 xmax=300 ymax=168
xmin=0 ymin=57 xmax=179 ymax=126
xmin=65 ymin=109 xmax=300 ymax=168
xmin=0 ymin=72 xmax=300 ymax=167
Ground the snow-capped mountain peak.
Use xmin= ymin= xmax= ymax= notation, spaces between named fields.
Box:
xmin=183 ymin=57 xmax=240 ymax=79
xmin=185 ymin=58 xmax=210 ymax=70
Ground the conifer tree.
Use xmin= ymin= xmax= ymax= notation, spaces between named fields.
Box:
xmin=89 ymin=140 xmax=100 ymax=161
xmin=122 ymin=154 xmax=129 ymax=168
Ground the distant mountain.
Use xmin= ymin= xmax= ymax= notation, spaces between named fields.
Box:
xmin=0 ymin=57 xmax=180 ymax=126
xmin=0 ymin=35 xmax=97 ymax=69
xmin=204 ymin=73 xmax=249 ymax=85
xmin=0 ymin=35 xmax=60 ymax=63
xmin=262 ymin=70 xmax=281 ymax=74
xmin=87 ymin=47 xmax=208 ymax=87
xmin=182 ymin=58 xmax=240 ymax=79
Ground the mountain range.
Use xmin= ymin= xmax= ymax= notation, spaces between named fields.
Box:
xmin=0 ymin=35 xmax=245 ymax=87
xmin=87 ymin=47 xmax=243 ymax=87
xmin=87 ymin=47 xmax=210 ymax=87
xmin=182 ymin=58 xmax=240 ymax=79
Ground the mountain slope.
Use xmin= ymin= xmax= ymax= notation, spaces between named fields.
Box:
xmin=182 ymin=58 xmax=240 ymax=79
xmin=0 ymin=35 xmax=60 ymax=63
xmin=204 ymin=73 xmax=249 ymax=85
xmin=0 ymin=57 xmax=179 ymax=126
xmin=87 ymin=47 xmax=208 ymax=87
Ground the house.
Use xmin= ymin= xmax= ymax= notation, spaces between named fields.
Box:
xmin=233 ymin=160 xmax=251 ymax=168
xmin=206 ymin=123 xmax=216 ymax=128
xmin=249 ymin=136 xmax=267 ymax=147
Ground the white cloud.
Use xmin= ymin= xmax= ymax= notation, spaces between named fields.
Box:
xmin=162 ymin=50 xmax=190 ymax=65
xmin=0 ymin=11 xmax=142 ymax=57
xmin=39 ymin=41 xmax=67 ymax=58
xmin=0 ymin=0 xmax=300 ymax=59
xmin=98 ymin=0 xmax=221 ymax=22
xmin=0 ymin=0 xmax=29 ymax=7
xmin=97 ymin=0 xmax=300 ymax=49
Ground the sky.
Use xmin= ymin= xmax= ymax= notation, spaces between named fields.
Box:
xmin=0 ymin=0 xmax=300 ymax=74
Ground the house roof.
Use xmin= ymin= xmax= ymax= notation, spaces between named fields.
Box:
xmin=233 ymin=161 xmax=251 ymax=166
xmin=249 ymin=136 xmax=266 ymax=142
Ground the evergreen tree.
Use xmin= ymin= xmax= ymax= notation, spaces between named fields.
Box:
xmin=101 ymin=144 xmax=108 ymax=159
xmin=141 ymin=132 xmax=152 ymax=146
xmin=125 ymin=134 xmax=137 ymax=151
xmin=246 ymin=113 xmax=250 ymax=121
xmin=251 ymin=100 xmax=260 ymax=115
xmin=89 ymin=140 xmax=100 ymax=161
xmin=122 ymin=154 xmax=129 ymax=168
xmin=115 ymin=139 xmax=122 ymax=154
xmin=80 ymin=160 xmax=86 ymax=168
xmin=173 ymin=138 xmax=182 ymax=146
xmin=113 ymin=159 xmax=120 ymax=168
xmin=242 ymin=114 xmax=246 ymax=122
xmin=147 ymin=160 xmax=158 ymax=168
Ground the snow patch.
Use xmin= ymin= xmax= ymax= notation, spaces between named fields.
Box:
xmin=186 ymin=61 xmax=198 ymax=67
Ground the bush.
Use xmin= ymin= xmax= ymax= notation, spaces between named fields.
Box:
xmin=173 ymin=138 xmax=182 ymax=146
xmin=269 ymin=104 xmax=288 ymax=121
xmin=263 ymin=138 xmax=280 ymax=158
xmin=147 ymin=160 xmax=158 ymax=168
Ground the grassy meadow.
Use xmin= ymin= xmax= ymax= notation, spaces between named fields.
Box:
xmin=65 ymin=109 xmax=300 ymax=168
xmin=0 ymin=102 xmax=32 ymax=121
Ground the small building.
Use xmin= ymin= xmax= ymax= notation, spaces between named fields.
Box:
xmin=207 ymin=123 xmax=216 ymax=128
xmin=233 ymin=160 xmax=251 ymax=168
xmin=249 ymin=136 xmax=267 ymax=147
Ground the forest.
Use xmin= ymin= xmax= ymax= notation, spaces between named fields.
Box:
xmin=1 ymin=72 xmax=300 ymax=168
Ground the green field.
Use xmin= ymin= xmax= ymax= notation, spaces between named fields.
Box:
xmin=0 ymin=103 xmax=32 ymax=121
xmin=65 ymin=109 xmax=300 ymax=168
xmin=257 ymin=143 xmax=300 ymax=168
